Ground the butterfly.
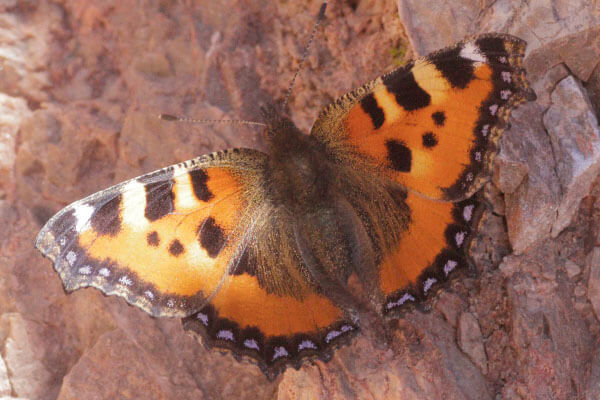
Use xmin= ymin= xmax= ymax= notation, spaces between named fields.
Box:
xmin=36 ymin=32 xmax=535 ymax=379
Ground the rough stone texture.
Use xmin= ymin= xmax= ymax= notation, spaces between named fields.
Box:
xmin=396 ymin=0 xmax=478 ymax=57
xmin=526 ymin=27 xmax=600 ymax=85
xmin=457 ymin=312 xmax=488 ymax=374
xmin=0 ymin=1 xmax=50 ymax=106
xmin=279 ymin=313 xmax=493 ymax=400
xmin=565 ymin=259 xmax=582 ymax=279
xmin=499 ymin=249 xmax=593 ymax=399
xmin=58 ymin=323 xmax=203 ymax=400
xmin=1 ymin=0 xmax=600 ymax=399
xmin=397 ymin=0 xmax=600 ymax=57
xmin=588 ymin=248 xmax=600 ymax=322
xmin=530 ymin=63 xmax=570 ymax=109
xmin=0 ymin=313 xmax=53 ymax=399
xmin=588 ymin=63 xmax=600 ymax=116
xmin=587 ymin=346 xmax=600 ymax=400
xmin=544 ymin=76 xmax=600 ymax=237
xmin=434 ymin=291 xmax=465 ymax=328
xmin=495 ymin=103 xmax=561 ymax=254
xmin=0 ymin=353 xmax=10 ymax=396
xmin=0 ymin=94 xmax=31 ymax=200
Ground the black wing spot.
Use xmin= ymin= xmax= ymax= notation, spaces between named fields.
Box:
xmin=382 ymin=68 xmax=431 ymax=111
xmin=147 ymin=231 xmax=160 ymax=247
xmin=190 ymin=169 xmax=214 ymax=202
xmin=198 ymin=217 xmax=225 ymax=258
xmin=360 ymin=94 xmax=385 ymax=129
xmin=90 ymin=194 xmax=122 ymax=236
xmin=385 ymin=140 xmax=412 ymax=172
xmin=431 ymin=45 xmax=475 ymax=89
xmin=144 ymin=180 xmax=174 ymax=221
xmin=432 ymin=111 xmax=446 ymax=126
xmin=231 ymin=248 xmax=257 ymax=276
xmin=475 ymin=36 xmax=506 ymax=60
xmin=422 ymin=132 xmax=438 ymax=148
xmin=169 ymin=239 xmax=185 ymax=257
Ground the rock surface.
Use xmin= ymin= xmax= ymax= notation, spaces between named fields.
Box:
xmin=588 ymin=248 xmax=600 ymax=321
xmin=1 ymin=0 xmax=600 ymax=399
xmin=587 ymin=346 xmax=600 ymax=400
xmin=495 ymin=103 xmax=561 ymax=254
xmin=0 ymin=94 xmax=31 ymax=199
xmin=0 ymin=352 xmax=10 ymax=396
xmin=544 ymin=76 xmax=600 ymax=237
xmin=565 ymin=259 xmax=582 ymax=279
xmin=457 ymin=312 xmax=488 ymax=374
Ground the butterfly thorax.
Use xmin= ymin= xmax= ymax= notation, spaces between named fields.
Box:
xmin=263 ymin=109 xmax=337 ymax=214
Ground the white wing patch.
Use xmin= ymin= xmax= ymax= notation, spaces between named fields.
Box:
xmin=460 ymin=42 xmax=487 ymax=63
xmin=121 ymin=180 xmax=149 ymax=231
xmin=73 ymin=204 xmax=95 ymax=233
xmin=174 ymin=173 xmax=202 ymax=210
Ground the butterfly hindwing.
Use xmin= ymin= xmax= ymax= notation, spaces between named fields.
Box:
xmin=183 ymin=204 xmax=359 ymax=377
xmin=379 ymin=193 xmax=482 ymax=315
xmin=36 ymin=148 xmax=267 ymax=317
xmin=184 ymin=272 xmax=358 ymax=378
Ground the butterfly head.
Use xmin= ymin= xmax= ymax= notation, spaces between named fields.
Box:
xmin=259 ymin=104 xmax=332 ymax=212
xmin=260 ymin=104 xmax=299 ymax=140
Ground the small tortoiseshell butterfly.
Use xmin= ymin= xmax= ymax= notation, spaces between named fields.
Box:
xmin=36 ymin=22 xmax=536 ymax=378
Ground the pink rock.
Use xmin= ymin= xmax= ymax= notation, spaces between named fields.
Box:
xmin=544 ymin=76 xmax=600 ymax=237
xmin=457 ymin=312 xmax=488 ymax=374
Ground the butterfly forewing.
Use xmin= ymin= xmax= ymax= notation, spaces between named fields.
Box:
xmin=312 ymin=34 xmax=535 ymax=201
xmin=36 ymin=149 xmax=267 ymax=317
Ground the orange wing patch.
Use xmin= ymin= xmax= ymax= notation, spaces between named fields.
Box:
xmin=184 ymin=271 xmax=357 ymax=378
xmin=379 ymin=192 xmax=481 ymax=315
xmin=346 ymin=63 xmax=494 ymax=199
xmin=36 ymin=149 xmax=265 ymax=318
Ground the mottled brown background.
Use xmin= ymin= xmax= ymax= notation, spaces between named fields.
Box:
xmin=1 ymin=0 xmax=600 ymax=399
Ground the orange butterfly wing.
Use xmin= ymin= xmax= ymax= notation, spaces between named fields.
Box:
xmin=37 ymin=148 xmax=357 ymax=377
xmin=311 ymin=34 xmax=535 ymax=313
xmin=313 ymin=34 xmax=535 ymax=200
xmin=36 ymin=149 xmax=266 ymax=317
xmin=184 ymin=272 xmax=357 ymax=378
xmin=378 ymin=194 xmax=480 ymax=314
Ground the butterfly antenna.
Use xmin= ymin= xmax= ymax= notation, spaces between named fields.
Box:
xmin=282 ymin=2 xmax=328 ymax=110
xmin=159 ymin=113 xmax=266 ymax=127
